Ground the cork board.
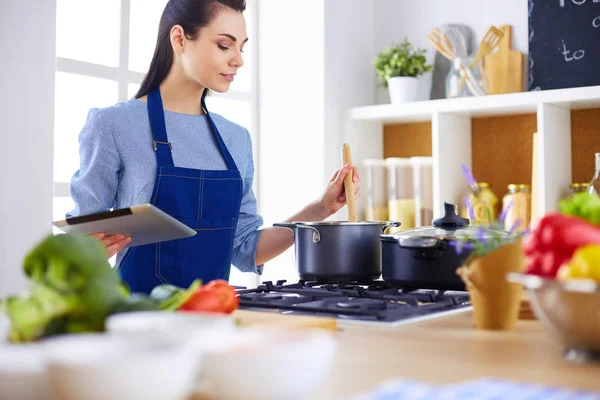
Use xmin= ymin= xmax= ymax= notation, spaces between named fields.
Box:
xmin=571 ymin=108 xmax=600 ymax=183
xmin=380 ymin=109 xmax=600 ymax=200
xmin=383 ymin=122 xmax=432 ymax=159
xmin=471 ymin=114 xmax=537 ymax=200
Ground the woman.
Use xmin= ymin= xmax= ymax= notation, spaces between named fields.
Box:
xmin=68 ymin=0 xmax=360 ymax=294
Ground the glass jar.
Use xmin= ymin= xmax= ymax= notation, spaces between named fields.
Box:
xmin=460 ymin=182 xmax=498 ymax=225
xmin=385 ymin=158 xmax=414 ymax=232
xmin=565 ymin=182 xmax=590 ymax=198
xmin=362 ymin=159 xmax=388 ymax=221
xmin=567 ymin=183 xmax=590 ymax=198
xmin=445 ymin=56 xmax=485 ymax=98
xmin=410 ymin=157 xmax=434 ymax=227
xmin=503 ymin=184 xmax=531 ymax=233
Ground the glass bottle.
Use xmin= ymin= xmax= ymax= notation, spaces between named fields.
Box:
xmin=503 ymin=184 xmax=531 ymax=233
xmin=587 ymin=153 xmax=600 ymax=196
xmin=460 ymin=182 xmax=498 ymax=225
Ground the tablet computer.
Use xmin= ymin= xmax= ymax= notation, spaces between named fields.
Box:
xmin=53 ymin=204 xmax=197 ymax=247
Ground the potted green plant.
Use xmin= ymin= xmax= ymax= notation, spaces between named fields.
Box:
xmin=374 ymin=38 xmax=432 ymax=104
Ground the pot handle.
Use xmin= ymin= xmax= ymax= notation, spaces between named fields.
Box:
xmin=296 ymin=225 xmax=321 ymax=243
xmin=397 ymin=237 xmax=440 ymax=249
xmin=273 ymin=222 xmax=298 ymax=242
xmin=273 ymin=223 xmax=321 ymax=243
xmin=382 ymin=221 xmax=401 ymax=234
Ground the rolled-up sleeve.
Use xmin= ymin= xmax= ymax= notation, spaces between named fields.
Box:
xmin=231 ymin=131 xmax=264 ymax=274
xmin=66 ymin=108 xmax=121 ymax=218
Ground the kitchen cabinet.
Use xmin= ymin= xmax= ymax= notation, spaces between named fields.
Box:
xmin=346 ymin=86 xmax=600 ymax=220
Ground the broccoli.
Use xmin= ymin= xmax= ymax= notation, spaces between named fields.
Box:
xmin=1 ymin=233 xmax=202 ymax=343
xmin=3 ymin=234 xmax=128 ymax=342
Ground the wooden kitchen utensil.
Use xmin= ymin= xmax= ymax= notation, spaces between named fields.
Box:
xmin=456 ymin=25 xmax=504 ymax=93
xmin=426 ymin=28 xmax=454 ymax=61
xmin=484 ymin=25 xmax=523 ymax=94
xmin=342 ymin=143 xmax=358 ymax=222
xmin=471 ymin=25 xmax=504 ymax=68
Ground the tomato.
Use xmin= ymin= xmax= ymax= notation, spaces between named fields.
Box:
xmin=203 ymin=279 xmax=230 ymax=290
xmin=178 ymin=279 xmax=239 ymax=314
xmin=204 ymin=280 xmax=239 ymax=313
xmin=179 ymin=289 xmax=225 ymax=313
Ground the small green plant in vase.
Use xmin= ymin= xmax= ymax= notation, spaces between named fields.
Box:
xmin=373 ymin=38 xmax=432 ymax=104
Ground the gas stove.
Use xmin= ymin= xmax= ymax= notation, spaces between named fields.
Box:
xmin=236 ymin=280 xmax=472 ymax=327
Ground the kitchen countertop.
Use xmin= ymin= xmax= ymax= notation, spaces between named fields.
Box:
xmin=222 ymin=310 xmax=600 ymax=400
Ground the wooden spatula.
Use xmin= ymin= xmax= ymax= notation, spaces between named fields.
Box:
xmin=483 ymin=25 xmax=523 ymax=94
xmin=457 ymin=25 xmax=504 ymax=93
xmin=342 ymin=143 xmax=357 ymax=222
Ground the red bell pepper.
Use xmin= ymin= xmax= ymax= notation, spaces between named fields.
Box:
xmin=523 ymin=213 xmax=600 ymax=278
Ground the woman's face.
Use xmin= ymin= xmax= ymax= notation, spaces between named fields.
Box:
xmin=181 ymin=7 xmax=247 ymax=93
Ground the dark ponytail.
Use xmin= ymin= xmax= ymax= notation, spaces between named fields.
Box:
xmin=135 ymin=0 xmax=246 ymax=99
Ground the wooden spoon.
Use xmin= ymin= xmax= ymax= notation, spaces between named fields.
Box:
xmin=341 ymin=143 xmax=358 ymax=222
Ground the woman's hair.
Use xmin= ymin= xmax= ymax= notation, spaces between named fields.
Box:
xmin=135 ymin=0 xmax=246 ymax=99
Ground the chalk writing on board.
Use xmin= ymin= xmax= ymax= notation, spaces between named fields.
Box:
xmin=530 ymin=0 xmax=600 ymax=90
xmin=560 ymin=39 xmax=585 ymax=61
xmin=561 ymin=0 xmax=600 ymax=6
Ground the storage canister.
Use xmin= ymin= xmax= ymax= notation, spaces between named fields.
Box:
xmin=362 ymin=159 xmax=388 ymax=221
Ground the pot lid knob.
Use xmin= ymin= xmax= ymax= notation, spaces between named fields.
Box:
xmin=432 ymin=202 xmax=470 ymax=228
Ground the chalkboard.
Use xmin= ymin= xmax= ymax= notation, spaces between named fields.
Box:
xmin=528 ymin=0 xmax=600 ymax=91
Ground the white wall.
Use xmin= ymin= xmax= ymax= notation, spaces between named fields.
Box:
xmin=373 ymin=0 xmax=528 ymax=103
xmin=257 ymin=0 xmax=326 ymax=283
xmin=323 ymin=0 xmax=377 ymax=186
xmin=257 ymin=1 xmax=379 ymax=283
xmin=0 ymin=1 xmax=56 ymax=296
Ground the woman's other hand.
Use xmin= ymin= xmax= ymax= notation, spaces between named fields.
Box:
xmin=90 ymin=233 xmax=132 ymax=258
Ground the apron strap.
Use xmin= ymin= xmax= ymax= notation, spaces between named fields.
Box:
xmin=148 ymin=88 xmax=175 ymax=168
xmin=147 ymin=87 xmax=240 ymax=171
xmin=201 ymin=91 xmax=240 ymax=172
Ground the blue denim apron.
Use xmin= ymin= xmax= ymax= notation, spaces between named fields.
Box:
xmin=119 ymin=88 xmax=243 ymax=294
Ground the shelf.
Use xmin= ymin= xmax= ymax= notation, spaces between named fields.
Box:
xmin=344 ymin=85 xmax=600 ymax=224
xmin=348 ymin=85 xmax=600 ymax=123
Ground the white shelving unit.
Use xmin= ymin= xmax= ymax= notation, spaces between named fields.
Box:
xmin=345 ymin=86 xmax=600 ymax=219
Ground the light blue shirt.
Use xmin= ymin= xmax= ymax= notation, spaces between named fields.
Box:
xmin=67 ymin=98 xmax=263 ymax=274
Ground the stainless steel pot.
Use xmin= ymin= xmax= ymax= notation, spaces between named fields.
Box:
xmin=274 ymin=221 xmax=400 ymax=282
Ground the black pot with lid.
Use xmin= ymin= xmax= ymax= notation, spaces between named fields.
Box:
xmin=379 ymin=202 xmax=510 ymax=291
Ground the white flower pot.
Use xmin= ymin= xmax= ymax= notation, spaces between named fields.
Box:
xmin=388 ymin=76 xmax=420 ymax=104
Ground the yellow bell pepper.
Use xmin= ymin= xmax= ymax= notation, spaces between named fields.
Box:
xmin=556 ymin=244 xmax=600 ymax=282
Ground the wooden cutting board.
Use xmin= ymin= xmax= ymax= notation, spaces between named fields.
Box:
xmin=233 ymin=309 xmax=338 ymax=332
xmin=484 ymin=25 xmax=523 ymax=94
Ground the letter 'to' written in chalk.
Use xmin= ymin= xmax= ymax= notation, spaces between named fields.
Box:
xmin=560 ymin=40 xmax=585 ymax=61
